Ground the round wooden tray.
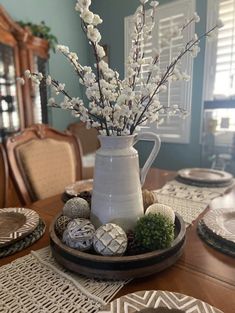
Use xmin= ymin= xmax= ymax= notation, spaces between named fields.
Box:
xmin=49 ymin=213 xmax=186 ymax=280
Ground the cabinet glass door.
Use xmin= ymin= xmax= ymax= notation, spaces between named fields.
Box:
xmin=32 ymin=55 xmax=48 ymax=124
xmin=0 ymin=43 xmax=20 ymax=139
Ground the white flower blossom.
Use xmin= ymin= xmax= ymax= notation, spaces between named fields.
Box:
xmin=20 ymin=0 xmax=217 ymax=135
xmin=24 ymin=70 xmax=31 ymax=78
xmin=193 ymin=12 xmax=200 ymax=23
xmin=69 ymin=52 xmax=79 ymax=61
xmin=58 ymin=83 xmax=65 ymax=91
xmin=46 ymin=75 xmax=52 ymax=85
xmin=84 ymin=72 xmax=96 ymax=86
xmin=75 ymin=0 xmax=91 ymax=12
xmin=31 ymin=76 xmax=40 ymax=84
xmin=38 ymin=73 xmax=43 ymax=81
xmin=83 ymin=66 xmax=92 ymax=73
xmin=92 ymin=122 xmax=100 ymax=128
xmin=190 ymin=45 xmax=200 ymax=57
xmin=16 ymin=77 xmax=25 ymax=85
xmin=92 ymin=14 xmax=103 ymax=26
xmin=150 ymin=1 xmax=159 ymax=7
xmin=48 ymin=97 xmax=56 ymax=105
xmin=81 ymin=9 xmax=94 ymax=24
xmin=60 ymin=97 xmax=72 ymax=110
xmin=56 ymin=45 xmax=69 ymax=54
xmin=96 ymin=45 xmax=106 ymax=58
xmin=87 ymin=25 xmax=101 ymax=43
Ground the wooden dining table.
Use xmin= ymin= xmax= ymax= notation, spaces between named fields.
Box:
xmin=1 ymin=168 xmax=235 ymax=312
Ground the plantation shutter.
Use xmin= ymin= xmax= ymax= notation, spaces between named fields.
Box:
xmin=214 ymin=0 xmax=235 ymax=98
xmin=125 ymin=0 xmax=195 ymax=143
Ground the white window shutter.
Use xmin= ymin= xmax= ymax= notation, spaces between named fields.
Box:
xmin=124 ymin=0 xmax=195 ymax=144
xmin=214 ymin=0 xmax=235 ymax=98
xmin=204 ymin=0 xmax=235 ymax=100
xmin=203 ymin=0 xmax=219 ymax=101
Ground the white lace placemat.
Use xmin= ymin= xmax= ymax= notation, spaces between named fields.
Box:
xmin=0 ymin=247 xmax=129 ymax=313
xmin=154 ymin=180 xmax=234 ymax=226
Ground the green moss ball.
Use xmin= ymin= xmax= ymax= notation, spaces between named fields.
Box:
xmin=134 ymin=213 xmax=174 ymax=251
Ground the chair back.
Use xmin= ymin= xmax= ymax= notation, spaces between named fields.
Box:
xmin=6 ymin=124 xmax=82 ymax=204
xmin=67 ymin=122 xmax=99 ymax=155
xmin=0 ymin=144 xmax=8 ymax=208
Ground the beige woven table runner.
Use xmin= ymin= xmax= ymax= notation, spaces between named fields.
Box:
xmin=0 ymin=247 xmax=128 ymax=313
xmin=154 ymin=179 xmax=234 ymax=226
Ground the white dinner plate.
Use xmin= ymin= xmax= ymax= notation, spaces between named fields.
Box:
xmin=65 ymin=179 xmax=93 ymax=196
xmin=203 ymin=208 xmax=235 ymax=244
xmin=99 ymin=290 xmax=222 ymax=313
xmin=177 ymin=168 xmax=233 ymax=184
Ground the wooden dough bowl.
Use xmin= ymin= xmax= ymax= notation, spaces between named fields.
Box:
xmin=49 ymin=213 xmax=186 ymax=280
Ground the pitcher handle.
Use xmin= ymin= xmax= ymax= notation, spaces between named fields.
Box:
xmin=134 ymin=132 xmax=161 ymax=186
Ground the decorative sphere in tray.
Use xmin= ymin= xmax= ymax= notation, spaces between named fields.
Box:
xmin=49 ymin=211 xmax=186 ymax=280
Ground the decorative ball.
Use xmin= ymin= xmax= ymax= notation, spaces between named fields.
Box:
xmin=62 ymin=218 xmax=95 ymax=251
xmin=78 ymin=191 xmax=92 ymax=207
xmin=145 ymin=203 xmax=175 ymax=224
xmin=55 ymin=215 xmax=72 ymax=237
xmin=134 ymin=214 xmax=174 ymax=251
xmin=93 ymin=223 xmax=127 ymax=256
xmin=142 ymin=189 xmax=157 ymax=212
xmin=63 ymin=197 xmax=90 ymax=219
xmin=126 ymin=230 xmax=146 ymax=256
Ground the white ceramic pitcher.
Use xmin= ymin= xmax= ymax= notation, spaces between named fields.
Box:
xmin=90 ymin=132 xmax=161 ymax=231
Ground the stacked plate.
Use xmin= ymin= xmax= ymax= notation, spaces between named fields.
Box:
xmin=198 ymin=208 xmax=235 ymax=257
xmin=62 ymin=179 xmax=93 ymax=202
xmin=176 ymin=168 xmax=233 ymax=187
xmin=0 ymin=208 xmax=45 ymax=258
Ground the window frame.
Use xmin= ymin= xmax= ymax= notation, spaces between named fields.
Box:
xmin=124 ymin=0 xmax=196 ymax=144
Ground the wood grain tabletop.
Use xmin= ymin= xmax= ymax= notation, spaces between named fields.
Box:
xmin=1 ymin=168 xmax=234 ymax=312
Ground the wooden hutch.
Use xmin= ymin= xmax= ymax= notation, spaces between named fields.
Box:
xmin=0 ymin=5 xmax=50 ymax=206
xmin=0 ymin=5 xmax=49 ymax=139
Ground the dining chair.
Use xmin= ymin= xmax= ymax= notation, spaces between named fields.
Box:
xmin=0 ymin=143 xmax=8 ymax=208
xmin=67 ymin=122 xmax=99 ymax=179
xmin=6 ymin=124 xmax=83 ymax=205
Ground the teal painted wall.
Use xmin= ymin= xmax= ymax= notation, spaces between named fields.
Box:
xmin=91 ymin=0 xmax=207 ymax=170
xmin=0 ymin=0 xmax=89 ymax=130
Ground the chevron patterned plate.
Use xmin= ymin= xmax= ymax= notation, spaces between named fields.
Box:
xmin=0 ymin=208 xmax=39 ymax=248
xmin=99 ymin=290 xmax=223 ymax=313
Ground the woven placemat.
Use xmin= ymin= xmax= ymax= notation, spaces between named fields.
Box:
xmin=197 ymin=220 xmax=235 ymax=257
xmin=0 ymin=218 xmax=46 ymax=258
xmin=0 ymin=247 xmax=128 ymax=313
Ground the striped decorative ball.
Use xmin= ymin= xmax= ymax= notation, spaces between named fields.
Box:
xmin=63 ymin=218 xmax=95 ymax=251
xmin=145 ymin=203 xmax=175 ymax=224
xmin=63 ymin=197 xmax=90 ymax=219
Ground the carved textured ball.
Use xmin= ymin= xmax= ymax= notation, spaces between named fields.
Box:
xmin=63 ymin=197 xmax=90 ymax=219
xmin=145 ymin=203 xmax=175 ymax=224
xmin=55 ymin=215 xmax=72 ymax=237
xmin=93 ymin=223 xmax=127 ymax=256
xmin=62 ymin=218 xmax=95 ymax=251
